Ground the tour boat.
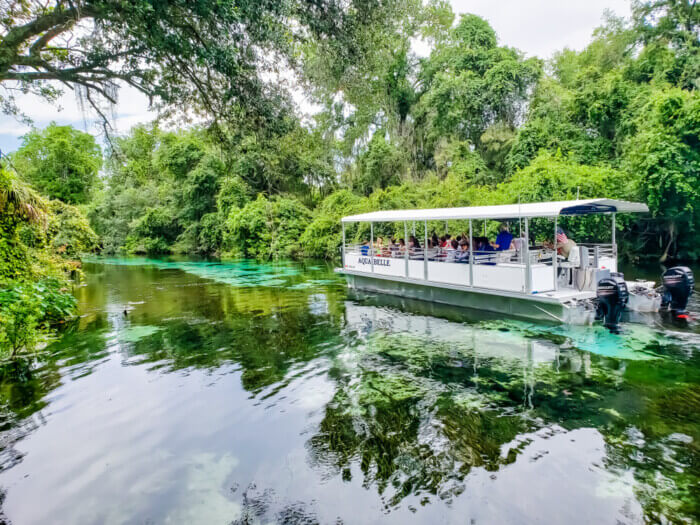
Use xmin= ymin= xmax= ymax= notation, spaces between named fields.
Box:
xmin=335 ymin=199 xmax=694 ymax=330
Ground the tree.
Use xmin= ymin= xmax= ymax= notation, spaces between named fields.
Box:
xmin=12 ymin=123 xmax=101 ymax=204
xmin=0 ymin=164 xmax=47 ymax=281
xmin=0 ymin=0 xmax=412 ymax=130
xmin=415 ymin=14 xmax=541 ymax=153
xmin=229 ymin=124 xmax=337 ymax=199
xmin=348 ymin=133 xmax=406 ymax=196
xmin=301 ymin=0 xmax=428 ymax=152
xmin=624 ymin=88 xmax=700 ymax=260
xmin=224 ymin=195 xmax=311 ymax=259
xmin=631 ymin=0 xmax=700 ymax=88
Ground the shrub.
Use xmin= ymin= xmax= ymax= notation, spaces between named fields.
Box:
xmin=125 ymin=207 xmax=180 ymax=254
xmin=224 ymin=195 xmax=311 ymax=259
xmin=198 ymin=212 xmax=223 ymax=254
xmin=0 ymin=279 xmax=76 ymax=358
xmin=300 ymin=190 xmax=366 ymax=258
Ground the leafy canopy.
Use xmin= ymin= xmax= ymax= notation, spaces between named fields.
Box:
xmin=1 ymin=0 xmax=413 ymax=131
xmin=12 ymin=123 xmax=102 ymax=204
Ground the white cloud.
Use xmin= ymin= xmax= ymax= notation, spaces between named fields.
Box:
xmin=0 ymin=0 xmax=632 ymax=154
xmin=449 ymin=0 xmax=631 ymax=58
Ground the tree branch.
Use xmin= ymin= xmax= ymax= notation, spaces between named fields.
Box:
xmin=29 ymin=21 xmax=74 ymax=57
xmin=1 ymin=5 xmax=93 ymax=55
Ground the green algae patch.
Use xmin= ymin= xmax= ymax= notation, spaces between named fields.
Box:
xmin=118 ymin=325 xmax=161 ymax=343
xmin=81 ymin=256 xmax=339 ymax=291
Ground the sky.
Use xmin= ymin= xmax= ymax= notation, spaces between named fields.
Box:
xmin=0 ymin=0 xmax=632 ymax=155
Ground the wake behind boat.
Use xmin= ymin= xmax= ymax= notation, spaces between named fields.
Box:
xmin=335 ymin=199 xmax=694 ymax=331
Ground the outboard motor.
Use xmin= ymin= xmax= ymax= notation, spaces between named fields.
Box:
xmin=596 ymin=274 xmax=629 ymax=333
xmin=661 ymin=266 xmax=694 ymax=320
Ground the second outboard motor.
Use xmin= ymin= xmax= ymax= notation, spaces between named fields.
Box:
xmin=661 ymin=266 xmax=694 ymax=319
xmin=596 ymin=274 xmax=629 ymax=333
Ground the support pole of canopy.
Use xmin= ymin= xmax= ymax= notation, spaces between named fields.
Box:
xmin=611 ymin=213 xmax=617 ymax=259
xmin=370 ymin=222 xmax=374 ymax=273
xmin=553 ymin=216 xmax=558 ymax=291
xmin=412 ymin=221 xmax=415 ymax=236
xmin=341 ymin=222 xmax=346 ymax=268
xmin=469 ymin=219 xmax=474 ymax=286
xmin=424 ymin=220 xmax=428 ymax=280
xmin=404 ymin=221 xmax=409 ymax=277
xmin=445 ymin=220 xmax=448 ymax=234
xmin=524 ymin=217 xmax=531 ymax=292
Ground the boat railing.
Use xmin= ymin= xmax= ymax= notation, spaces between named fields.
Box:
xmin=344 ymin=244 xmax=535 ymax=265
xmin=577 ymin=243 xmax=615 ymax=257
xmin=344 ymin=244 xmax=611 ymax=266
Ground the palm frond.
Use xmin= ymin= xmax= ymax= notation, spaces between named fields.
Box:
xmin=0 ymin=168 xmax=49 ymax=226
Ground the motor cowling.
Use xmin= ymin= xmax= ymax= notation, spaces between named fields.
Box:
xmin=596 ymin=274 xmax=629 ymax=333
xmin=661 ymin=266 xmax=694 ymax=319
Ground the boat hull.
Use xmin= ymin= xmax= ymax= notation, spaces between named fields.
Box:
xmin=338 ymin=269 xmax=595 ymax=325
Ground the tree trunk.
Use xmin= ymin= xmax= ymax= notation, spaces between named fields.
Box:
xmin=659 ymin=221 xmax=676 ymax=263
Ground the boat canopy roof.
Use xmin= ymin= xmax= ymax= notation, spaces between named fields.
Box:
xmin=341 ymin=199 xmax=649 ymax=223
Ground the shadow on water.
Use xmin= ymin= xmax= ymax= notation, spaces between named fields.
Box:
xmin=0 ymin=256 xmax=696 ymax=523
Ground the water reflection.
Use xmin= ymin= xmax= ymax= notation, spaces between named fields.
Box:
xmin=0 ymin=258 xmax=695 ymax=524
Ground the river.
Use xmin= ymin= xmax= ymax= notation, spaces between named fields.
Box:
xmin=0 ymin=257 xmax=698 ymax=524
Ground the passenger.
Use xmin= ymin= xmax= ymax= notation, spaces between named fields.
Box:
xmin=375 ymin=236 xmax=385 ymax=256
xmin=398 ymin=238 xmax=406 ymax=255
xmin=445 ymin=239 xmax=458 ymax=262
xmin=494 ymin=223 xmax=514 ymax=251
xmin=432 ymin=233 xmax=440 ymax=247
xmin=478 ymin=236 xmax=496 ymax=264
xmin=389 ymin=238 xmax=399 ymax=257
xmin=409 ymin=236 xmax=422 ymax=258
xmin=439 ymin=235 xmax=447 ymax=248
xmin=360 ymin=240 xmax=370 ymax=256
xmin=554 ymin=227 xmax=578 ymax=262
xmin=456 ymin=240 xmax=470 ymax=262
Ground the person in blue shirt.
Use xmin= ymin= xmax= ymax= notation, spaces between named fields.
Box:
xmin=360 ymin=240 xmax=370 ymax=256
xmin=476 ymin=236 xmax=496 ymax=264
xmin=494 ymin=223 xmax=514 ymax=251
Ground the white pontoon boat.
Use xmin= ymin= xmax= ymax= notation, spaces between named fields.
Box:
xmin=335 ymin=199 xmax=692 ymax=328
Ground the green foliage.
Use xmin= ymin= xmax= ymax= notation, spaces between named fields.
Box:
xmin=1 ymin=0 xmax=406 ymax=135
xmin=495 ymin=152 xmax=639 ymax=244
xmin=416 ymin=15 xmax=541 ymax=150
xmin=125 ymin=207 xmax=180 ymax=255
xmin=69 ymin=2 xmax=700 ymax=262
xmin=230 ymin=125 xmax=336 ymax=198
xmin=224 ymin=195 xmax=312 ymax=260
xmin=433 ymin=139 xmax=489 ymax=182
xmin=45 ymin=200 xmax=99 ymax=256
xmin=0 ymin=166 xmax=47 ymax=281
xmin=348 ymin=134 xmax=406 ymax=196
xmin=0 ymin=279 xmax=76 ymax=358
xmin=623 ymin=88 xmax=700 ymax=259
xmin=197 ymin=213 xmax=224 ymax=255
xmin=11 ymin=124 xmax=101 ymax=204
xmin=300 ymin=190 xmax=366 ymax=258
xmin=217 ymin=177 xmax=252 ymax=218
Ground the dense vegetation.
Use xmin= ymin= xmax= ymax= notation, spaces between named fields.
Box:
xmin=77 ymin=0 xmax=697 ymax=262
xmin=0 ymin=163 xmax=98 ymax=357
xmin=0 ymin=0 xmax=698 ymax=354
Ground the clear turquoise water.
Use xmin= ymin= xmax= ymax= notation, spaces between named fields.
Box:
xmin=0 ymin=257 xmax=697 ymax=524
